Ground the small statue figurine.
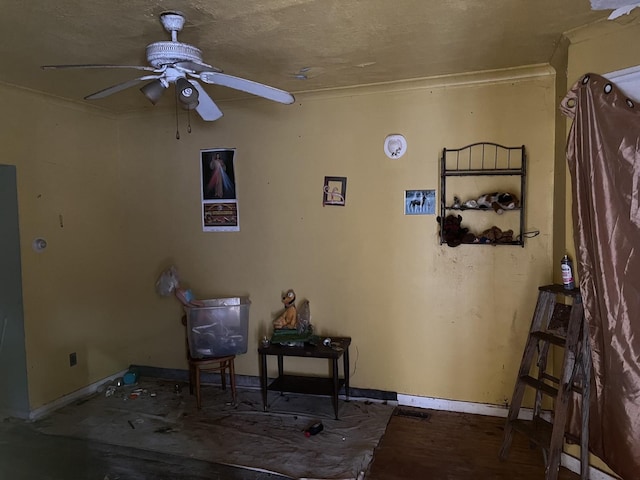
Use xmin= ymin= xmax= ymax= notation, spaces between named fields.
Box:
xmin=273 ymin=289 xmax=298 ymax=329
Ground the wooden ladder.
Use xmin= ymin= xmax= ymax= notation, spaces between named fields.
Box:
xmin=499 ymin=284 xmax=591 ymax=479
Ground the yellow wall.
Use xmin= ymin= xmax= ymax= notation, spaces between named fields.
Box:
xmin=3 ymin=66 xmax=557 ymax=410
xmin=0 ymin=86 xmax=133 ymax=408
xmin=117 ymin=67 xmax=555 ymax=405
xmin=550 ymin=36 xmax=570 ymax=283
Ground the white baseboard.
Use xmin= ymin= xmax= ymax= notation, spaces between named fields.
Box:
xmin=398 ymin=393 xmax=618 ymax=480
xmin=339 ymin=394 xmax=397 ymax=405
xmin=561 ymin=453 xmax=620 ymax=480
xmin=28 ymin=368 xmax=129 ymax=421
xmin=397 ymin=393 xmax=533 ymax=420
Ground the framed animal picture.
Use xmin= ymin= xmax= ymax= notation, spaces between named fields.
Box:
xmin=405 ymin=189 xmax=436 ymax=215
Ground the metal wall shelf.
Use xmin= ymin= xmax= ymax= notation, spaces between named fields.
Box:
xmin=440 ymin=142 xmax=526 ymax=247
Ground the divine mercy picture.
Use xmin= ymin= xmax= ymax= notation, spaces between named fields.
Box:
xmin=201 ymin=148 xmax=239 ymax=232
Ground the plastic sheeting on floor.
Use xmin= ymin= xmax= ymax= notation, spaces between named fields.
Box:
xmin=32 ymin=378 xmax=395 ymax=480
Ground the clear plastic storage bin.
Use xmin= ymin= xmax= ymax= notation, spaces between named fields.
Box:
xmin=186 ymin=297 xmax=250 ymax=358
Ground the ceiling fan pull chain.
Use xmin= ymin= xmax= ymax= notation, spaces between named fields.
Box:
xmin=187 ymin=109 xmax=192 ymax=134
xmin=175 ymin=87 xmax=180 ymax=140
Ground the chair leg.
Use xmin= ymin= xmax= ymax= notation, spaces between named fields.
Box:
xmin=188 ymin=363 xmax=195 ymax=396
xmin=229 ymin=358 xmax=237 ymax=404
xmin=195 ymin=366 xmax=202 ymax=409
xmin=221 ymin=362 xmax=227 ymax=391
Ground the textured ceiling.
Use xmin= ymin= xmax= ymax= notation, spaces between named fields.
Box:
xmin=0 ymin=0 xmax=611 ymax=113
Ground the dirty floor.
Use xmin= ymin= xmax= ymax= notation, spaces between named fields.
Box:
xmin=2 ymin=377 xmax=394 ymax=480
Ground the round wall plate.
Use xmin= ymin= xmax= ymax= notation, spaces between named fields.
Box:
xmin=384 ymin=134 xmax=407 ymax=159
xmin=32 ymin=237 xmax=47 ymax=252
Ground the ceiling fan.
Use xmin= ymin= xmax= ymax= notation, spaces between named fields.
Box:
xmin=41 ymin=11 xmax=295 ymax=121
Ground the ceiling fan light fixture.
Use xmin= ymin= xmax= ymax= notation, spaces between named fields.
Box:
xmin=140 ymin=79 xmax=165 ymax=105
xmin=176 ymin=77 xmax=199 ymax=109
xmin=180 ymin=98 xmax=199 ymax=110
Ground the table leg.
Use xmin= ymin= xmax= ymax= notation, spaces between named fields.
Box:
xmin=277 ymin=355 xmax=284 ymax=395
xmin=260 ymin=353 xmax=268 ymax=411
xmin=332 ymin=358 xmax=339 ymax=419
xmin=343 ymin=346 xmax=350 ymax=400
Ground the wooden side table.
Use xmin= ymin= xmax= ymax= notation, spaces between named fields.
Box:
xmin=258 ymin=336 xmax=351 ymax=419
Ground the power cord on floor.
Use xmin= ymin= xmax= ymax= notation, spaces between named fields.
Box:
xmin=350 ymin=345 xmax=359 ymax=379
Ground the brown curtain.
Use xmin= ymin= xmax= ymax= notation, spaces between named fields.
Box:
xmin=560 ymin=73 xmax=640 ymax=480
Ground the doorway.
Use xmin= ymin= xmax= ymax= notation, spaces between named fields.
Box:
xmin=0 ymin=165 xmax=30 ymax=419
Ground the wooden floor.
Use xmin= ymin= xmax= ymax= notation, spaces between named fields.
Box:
xmin=365 ymin=407 xmax=580 ymax=480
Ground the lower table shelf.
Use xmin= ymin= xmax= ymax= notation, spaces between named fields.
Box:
xmin=259 ymin=336 xmax=351 ymax=419
xmin=268 ymin=374 xmax=346 ymax=396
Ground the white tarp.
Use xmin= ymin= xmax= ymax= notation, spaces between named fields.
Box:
xmin=590 ymin=0 xmax=640 ymax=18
xmin=604 ymin=66 xmax=640 ymax=101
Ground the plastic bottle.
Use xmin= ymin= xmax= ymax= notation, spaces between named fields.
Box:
xmin=304 ymin=421 xmax=324 ymax=437
xmin=561 ymin=254 xmax=575 ymax=290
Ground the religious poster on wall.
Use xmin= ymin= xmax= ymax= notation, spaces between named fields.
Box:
xmin=200 ymin=148 xmax=239 ymax=232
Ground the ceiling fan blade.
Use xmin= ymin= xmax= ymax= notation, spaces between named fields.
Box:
xmin=199 ymin=72 xmax=295 ymax=104
xmin=189 ymin=80 xmax=223 ymax=121
xmin=85 ymin=74 xmax=163 ymax=100
xmin=175 ymin=61 xmax=222 ymax=74
xmin=42 ymin=64 xmax=158 ymax=72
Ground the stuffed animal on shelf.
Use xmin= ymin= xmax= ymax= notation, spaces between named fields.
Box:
xmin=437 ymin=214 xmax=475 ymax=247
xmin=478 ymin=226 xmax=515 ymax=244
xmin=273 ymin=289 xmax=298 ymax=329
xmin=476 ymin=192 xmax=518 ymax=214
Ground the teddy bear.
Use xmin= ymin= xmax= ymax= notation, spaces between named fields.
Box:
xmin=476 ymin=192 xmax=518 ymax=214
xmin=478 ymin=226 xmax=514 ymax=244
xmin=273 ymin=289 xmax=298 ymax=329
xmin=437 ymin=214 xmax=475 ymax=247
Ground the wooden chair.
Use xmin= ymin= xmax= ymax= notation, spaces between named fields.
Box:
xmin=188 ymin=353 xmax=237 ymax=409
xmin=182 ymin=315 xmax=237 ymax=409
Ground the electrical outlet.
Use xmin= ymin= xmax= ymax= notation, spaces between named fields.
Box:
xmin=69 ymin=352 xmax=77 ymax=367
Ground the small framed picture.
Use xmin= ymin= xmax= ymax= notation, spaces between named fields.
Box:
xmin=405 ymin=189 xmax=436 ymax=215
xmin=323 ymin=176 xmax=347 ymax=206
